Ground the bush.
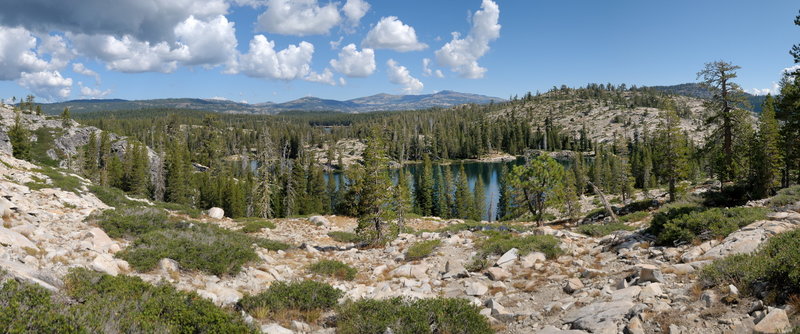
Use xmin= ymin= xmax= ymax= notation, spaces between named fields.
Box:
xmin=308 ymin=260 xmax=357 ymax=281
xmin=701 ymin=229 xmax=800 ymax=303
xmin=88 ymin=185 xmax=139 ymax=208
xmin=619 ymin=211 xmax=649 ymax=223
xmin=336 ymin=297 xmax=492 ymax=334
xmin=154 ymin=201 xmax=203 ymax=218
xmin=0 ymin=268 xmax=255 ymax=333
xmin=25 ymin=167 xmax=82 ymax=193
xmin=239 ymin=281 xmax=342 ymax=321
xmin=64 ymin=268 xmax=254 ymax=333
xmin=238 ymin=218 xmax=276 ymax=233
xmin=117 ymin=223 xmax=260 ymax=276
xmin=328 ymin=231 xmax=363 ymax=243
xmin=0 ymin=278 xmax=84 ymax=333
xmin=405 ymin=240 xmax=441 ymax=261
xmin=96 ymin=208 xmax=172 ymax=239
xmin=478 ymin=232 xmax=562 ymax=259
xmin=577 ymin=222 xmax=636 ymax=237
xmin=768 ymin=185 xmax=800 ymax=207
xmin=648 ymin=206 xmax=767 ymax=246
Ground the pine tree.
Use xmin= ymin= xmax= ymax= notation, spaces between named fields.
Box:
xmin=165 ymin=137 xmax=192 ymax=205
xmin=306 ymin=160 xmax=327 ymax=214
xmin=779 ymin=71 xmax=800 ymax=185
xmin=393 ymin=169 xmax=413 ymax=231
xmin=441 ymin=166 xmax=455 ymax=218
xmin=562 ymin=169 xmax=580 ymax=220
xmin=654 ymin=110 xmax=690 ymax=202
xmin=8 ymin=112 xmax=31 ymax=161
xmin=415 ymin=153 xmax=434 ymax=215
xmin=61 ymin=107 xmax=71 ymax=128
xmin=697 ymin=61 xmax=749 ymax=183
xmin=454 ymin=165 xmax=472 ymax=220
xmin=353 ymin=132 xmax=394 ymax=242
xmin=99 ymin=131 xmax=112 ymax=186
xmin=510 ymin=154 xmax=565 ymax=226
xmin=496 ymin=164 xmax=510 ymax=221
xmin=751 ymin=95 xmax=782 ymax=197
xmin=254 ymin=163 xmax=274 ymax=218
xmin=83 ymin=131 xmax=99 ymax=178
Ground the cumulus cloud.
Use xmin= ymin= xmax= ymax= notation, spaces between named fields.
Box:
xmin=0 ymin=0 xmax=228 ymax=43
xmin=174 ymin=15 xmax=237 ymax=66
xmin=18 ymin=70 xmax=72 ymax=101
xmin=70 ymin=33 xmax=183 ymax=73
xmin=362 ymin=16 xmax=427 ymax=52
xmin=72 ymin=63 xmax=101 ymax=84
xmin=37 ymin=34 xmax=74 ymax=69
xmin=330 ymin=44 xmax=375 ymax=77
xmin=386 ymin=59 xmax=423 ymax=94
xmin=78 ymin=82 xmax=111 ymax=99
xmin=233 ymin=34 xmax=320 ymax=82
xmin=435 ymin=0 xmax=500 ymax=78
xmin=305 ymin=68 xmax=337 ymax=85
xmin=783 ymin=65 xmax=800 ymax=74
xmin=257 ymin=0 xmax=341 ymax=36
xmin=422 ymin=58 xmax=444 ymax=78
xmin=343 ymin=0 xmax=370 ymax=28
xmin=0 ymin=26 xmax=50 ymax=80
xmin=750 ymin=82 xmax=780 ymax=96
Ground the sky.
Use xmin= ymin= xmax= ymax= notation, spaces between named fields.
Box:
xmin=0 ymin=0 xmax=797 ymax=103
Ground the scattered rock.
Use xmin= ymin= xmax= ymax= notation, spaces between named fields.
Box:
xmin=625 ymin=316 xmax=645 ymax=334
xmin=465 ymin=281 xmax=488 ymax=296
xmin=563 ymin=300 xmax=634 ymax=333
xmin=487 ymin=267 xmax=511 ymax=281
xmin=309 ymin=216 xmax=331 ymax=227
xmin=91 ymin=254 xmax=120 ymax=276
xmin=637 ymin=264 xmax=664 ymax=283
xmin=753 ymin=308 xmax=791 ymax=334
xmin=0 ymin=197 xmax=12 ymax=217
xmin=207 ymin=207 xmax=225 ymax=219
xmin=261 ymin=323 xmax=294 ymax=334
xmin=563 ymin=278 xmax=584 ymax=294
xmin=0 ymin=226 xmax=36 ymax=249
xmin=496 ymin=248 xmax=518 ymax=268
xmin=521 ymin=252 xmax=547 ymax=268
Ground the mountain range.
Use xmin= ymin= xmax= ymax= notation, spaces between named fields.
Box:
xmin=39 ymin=90 xmax=504 ymax=115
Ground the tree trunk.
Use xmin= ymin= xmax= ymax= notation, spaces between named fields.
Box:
xmin=587 ymin=181 xmax=618 ymax=223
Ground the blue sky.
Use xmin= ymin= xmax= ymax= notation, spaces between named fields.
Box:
xmin=0 ymin=0 xmax=797 ymax=103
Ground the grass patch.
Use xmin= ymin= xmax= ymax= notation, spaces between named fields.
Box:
xmin=153 ymin=201 xmax=202 ymax=218
xmin=30 ymin=127 xmax=61 ymax=168
xmin=25 ymin=167 xmax=82 ymax=193
xmin=478 ymin=232 xmax=562 ymax=259
xmin=237 ymin=218 xmax=276 ymax=233
xmin=0 ymin=268 xmax=255 ymax=333
xmin=238 ymin=281 xmax=342 ymax=322
xmin=328 ymin=231 xmax=364 ymax=243
xmin=308 ymin=260 xmax=357 ymax=281
xmin=701 ymin=229 xmax=800 ymax=304
xmin=619 ymin=210 xmax=649 ymax=223
xmin=88 ymin=185 xmax=139 ymax=207
xmin=768 ymin=185 xmax=800 ymax=207
xmin=336 ymin=297 xmax=492 ymax=334
xmin=96 ymin=208 xmax=172 ymax=239
xmin=577 ymin=222 xmax=636 ymax=237
xmin=648 ymin=206 xmax=768 ymax=246
xmin=405 ymin=240 xmax=441 ymax=261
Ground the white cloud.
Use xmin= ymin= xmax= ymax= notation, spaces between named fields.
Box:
xmin=78 ymin=82 xmax=111 ymax=99
xmin=37 ymin=34 xmax=74 ymax=69
xmin=0 ymin=26 xmax=49 ymax=80
xmin=422 ymin=58 xmax=444 ymax=78
xmin=330 ymin=44 xmax=375 ymax=77
xmin=386 ymin=59 xmax=423 ymax=94
xmin=343 ymin=0 xmax=370 ymax=28
xmin=362 ymin=16 xmax=427 ymax=52
xmin=330 ymin=36 xmax=344 ymax=50
xmin=257 ymin=0 xmax=341 ymax=36
xmin=174 ymin=15 xmax=237 ymax=66
xmin=0 ymin=0 xmax=229 ymax=43
xmin=18 ymin=70 xmax=72 ymax=101
xmin=339 ymin=77 xmax=347 ymax=86
xmin=234 ymin=35 xmax=313 ymax=80
xmin=72 ymin=63 xmax=101 ymax=84
xmin=749 ymin=82 xmax=780 ymax=96
xmin=70 ymin=33 xmax=183 ymax=73
xmin=305 ymin=68 xmax=337 ymax=85
xmin=435 ymin=0 xmax=500 ymax=78
xmin=783 ymin=65 xmax=800 ymax=74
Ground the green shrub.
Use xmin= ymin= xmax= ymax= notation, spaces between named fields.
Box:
xmin=405 ymin=240 xmax=441 ymax=261
xmin=0 ymin=278 xmax=85 ymax=333
xmin=64 ymin=268 xmax=254 ymax=333
xmin=253 ymin=238 xmax=292 ymax=251
xmin=238 ymin=218 xmax=276 ymax=233
xmin=154 ymin=201 xmax=203 ymax=218
xmin=577 ymin=222 xmax=636 ymax=237
xmin=478 ymin=233 xmax=562 ymax=259
xmin=619 ymin=211 xmax=649 ymax=223
xmin=648 ymin=206 xmax=767 ymax=246
xmin=701 ymin=229 xmax=800 ymax=303
xmin=96 ymin=208 xmax=172 ymax=239
xmin=88 ymin=185 xmax=139 ymax=208
xmin=438 ymin=221 xmax=530 ymax=234
xmin=336 ymin=297 xmax=492 ymax=334
xmin=239 ymin=281 xmax=342 ymax=319
xmin=118 ymin=223 xmax=260 ymax=276
xmin=464 ymin=256 xmax=490 ymax=272
xmin=328 ymin=231 xmax=363 ymax=243
xmin=308 ymin=260 xmax=357 ymax=281
xmin=30 ymin=128 xmax=62 ymax=167
xmin=768 ymin=185 xmax=800 ymax=207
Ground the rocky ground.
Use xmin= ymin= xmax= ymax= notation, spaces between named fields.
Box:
xmin=1 ymin=147 xmax=799 ymax=333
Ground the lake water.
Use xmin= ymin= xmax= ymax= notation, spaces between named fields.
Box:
xmin=328 ymin=158 xmax=525 ymax=221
